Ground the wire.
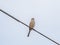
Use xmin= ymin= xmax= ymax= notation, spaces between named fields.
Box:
xmin=0 ymin=9 xmax=60 ymax=45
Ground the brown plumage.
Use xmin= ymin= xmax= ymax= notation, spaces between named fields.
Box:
xmin=27 ymin=18 xmax=35 ymax=37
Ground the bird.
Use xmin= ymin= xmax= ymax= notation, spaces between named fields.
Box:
xmin=27 ymin=18 xmax=35 ymax=37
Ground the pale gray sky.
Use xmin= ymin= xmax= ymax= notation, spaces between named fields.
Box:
xmin=0 ymin=0 xmax=60 ymax=45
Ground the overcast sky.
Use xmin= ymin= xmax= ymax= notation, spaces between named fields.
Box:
xmin=0 ymin=0 xmax=60 ymax=45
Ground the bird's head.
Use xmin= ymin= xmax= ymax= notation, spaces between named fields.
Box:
xmin=31 ymin=18 xmax=34 ymax=20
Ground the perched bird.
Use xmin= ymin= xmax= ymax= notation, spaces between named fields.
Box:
xmin=27 ymin=18 xmax=35 ymax=37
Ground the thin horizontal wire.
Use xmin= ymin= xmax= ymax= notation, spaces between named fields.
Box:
xmin=0 ymin=9 xmax=60 ymax=45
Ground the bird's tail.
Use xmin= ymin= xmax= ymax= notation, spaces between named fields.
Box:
xmin=27 ymin=30 xmax=31 ymax=37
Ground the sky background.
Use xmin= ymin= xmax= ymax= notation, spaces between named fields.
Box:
xmin=0 ymin=0 xmax=60 ymax=45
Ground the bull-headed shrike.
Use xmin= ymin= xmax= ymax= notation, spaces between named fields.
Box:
xmin=27 ymin=18 xmax=35 ymax=37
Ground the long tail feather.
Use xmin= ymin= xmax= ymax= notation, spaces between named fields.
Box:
xmin=27 ymin=30 xmax=31 ymax=37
